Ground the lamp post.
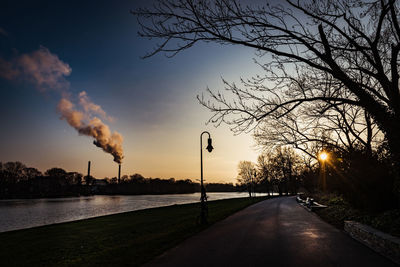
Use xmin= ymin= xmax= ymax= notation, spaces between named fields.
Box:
xmin=250 ymin=172 xmax=252 ymax=198
xmin=200 ymin=131 xmax=213 ymax=224
xmin=253 ymin=170 xmax=257 ymax=198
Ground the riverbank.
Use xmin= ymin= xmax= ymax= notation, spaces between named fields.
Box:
xmin=0 ymin=192 xmax=264 ymax=233
xmin=0 ymin=196 xmax=270 ymax=266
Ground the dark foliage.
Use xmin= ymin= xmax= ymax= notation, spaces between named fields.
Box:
xmin=300 ymin=148 xmax=398 ymax=212
xmin=99 ymin=176 xmax=198 ymax=195
xmin=0 ymin=162 xmax=89 ymax=198
xmin=206 ymin=183 xmax=236 ymax=192
xmin=314 ymin=193 xmax=400 ymax=238
xmin=0 ymin=162 xmax=242 ymax=199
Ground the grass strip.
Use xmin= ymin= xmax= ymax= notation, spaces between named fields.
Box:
xmin=0 ymin=196 xmax=269 ymax=267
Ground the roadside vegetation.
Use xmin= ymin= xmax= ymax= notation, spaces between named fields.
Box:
xmin=311 ymin=193 xmax=400 ymax=238
xmin=237 ymin=145 xmax=400 ymax=238
xmin=0 ymin=196 xmax=269 ymax=267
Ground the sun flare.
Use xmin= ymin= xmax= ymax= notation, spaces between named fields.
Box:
xmin=319 ymin=152 xmax=328 ymax=161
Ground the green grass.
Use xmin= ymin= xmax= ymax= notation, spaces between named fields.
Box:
xmin=0 ymin=196 xmax=269 ymax=267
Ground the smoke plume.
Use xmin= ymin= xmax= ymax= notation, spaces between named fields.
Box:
xmin=0 ymin=47 xmax=124 ymax=163
xmin=78 ymin=91 xmax=114 ymax=122
xmin=57 ymin=96 xmax=124 ymax=163
xmin=0 ymin=46 xmax=71 ymax=92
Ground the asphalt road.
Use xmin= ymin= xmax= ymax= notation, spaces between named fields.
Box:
xmin=146 ymin=196 xmax=396 ymax=267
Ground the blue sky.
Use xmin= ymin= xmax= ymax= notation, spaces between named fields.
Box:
xmin=0 ymin=0 xmax=261 ymax=182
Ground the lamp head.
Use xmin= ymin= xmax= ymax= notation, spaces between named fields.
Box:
xmin=206 ymin=137 xmax=214 ymax=152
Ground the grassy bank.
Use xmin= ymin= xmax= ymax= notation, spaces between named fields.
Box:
xmin=311 ymin=193 xmax=400 ymax=238
xmin=0 ymin=196 xmax=269 ymax=267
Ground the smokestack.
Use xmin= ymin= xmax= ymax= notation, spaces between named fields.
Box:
xmin=118 ymin=164 xmax=121 ymax=184
xmin=87 ymin=161 xmax=91 ymax=178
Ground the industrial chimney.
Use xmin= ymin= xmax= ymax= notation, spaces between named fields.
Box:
xmin=87 ymin=161 xmax=91 ymax=178
xmin=118 ymin=164 xmax=121 ymax=184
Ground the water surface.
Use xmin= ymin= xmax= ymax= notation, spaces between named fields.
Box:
xmin=0 ymin=192 xmax=265 ymax=232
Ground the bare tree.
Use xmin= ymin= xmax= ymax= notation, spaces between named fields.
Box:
xmin=133 ymin=0 xmax=400 ymax=192
xmin=237 ymin=160 xmax=256 ymax=197
xmin=254 ymin=102 xmax=383 ymax=160
xmin=272 ymin=147 xmax=303 ymax=195
xmin=256 ymin=154 xmax=271 ymax=196
xmin=1 ymin=162 xmax=27 ymax=184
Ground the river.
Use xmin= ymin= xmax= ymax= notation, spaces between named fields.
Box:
xmin=0 ymin=192 xmax=266 ymax=233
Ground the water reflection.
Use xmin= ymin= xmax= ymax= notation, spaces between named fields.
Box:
xmin=0 ymin=192 xmax=264 ymax=233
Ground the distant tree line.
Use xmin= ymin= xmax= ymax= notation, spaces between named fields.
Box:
xmin=99 ymin=174 xmax=198 ymax=195
xmin=206 ymin=182 xmax=237 ymax=192
xmin=95 ymin=175 xmax=241 ymax=195
xmin=0 ymin=162 xmax=241 ymax=199
xmin=237 ymin=147 xmax=302 ymax=198
xmin=0 ymin=162 xmax=90 ymax=198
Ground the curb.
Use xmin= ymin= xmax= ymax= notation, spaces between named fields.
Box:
xmin=344 ymin=220 xmax=400 ymax=265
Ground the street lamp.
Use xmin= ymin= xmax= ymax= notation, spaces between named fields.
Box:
xmin=200 ymin=131 xmax=213 ymax=224
xmin=253 ymin=170 xmax=257 ymax=198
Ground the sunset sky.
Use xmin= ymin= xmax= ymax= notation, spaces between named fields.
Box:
xmin=0 ymin=0 xmax=263 ymax=183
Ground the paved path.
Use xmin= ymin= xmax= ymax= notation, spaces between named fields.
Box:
xmin=147 ymin=197 xmax=396 ymax=267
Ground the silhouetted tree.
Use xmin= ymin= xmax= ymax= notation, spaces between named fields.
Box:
xmin=130 ymin=173 xmax=145 ymax=182
xmin=109 ymin=177 xmax=118 ymax=184
xmin=206 ymin=182 xmax=236 ymax=192
xmin=237 ymin=161 xmax=256 ymax=197
xmin=68 ymin=172 xmax=83 ymax=186
xmin=45 ymin=168 xmax=67 ymax=179
xmin=257 ymin=155 xmax=271 ymax=196
xmin=254 ymin=103 xmax=382 ymax=160
xmin=133 ymin=0 xmax=400 ymax=196
xmin=256 ymin=148 xmax=303 ymax=196
xmin=120 ymin=175 xmax=129 ymax=183
xmin=84 ymin=174 xmax=94 ymax=186
xmin=2 ymin=161 xmax=26 ymax=183
xmin=24 ymin=167 xmax=42 ymax=180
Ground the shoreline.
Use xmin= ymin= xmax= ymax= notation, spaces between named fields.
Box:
xmin=0 ymin=192 xmax=268 ymax=233
xmin=0 ymin=196 xmax=271 ymax=266
xmin=0 ymin=190 xmax=254 ymax=201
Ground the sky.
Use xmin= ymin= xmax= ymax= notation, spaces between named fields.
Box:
xmin=0 ymin=0 xmax=264 ymax=183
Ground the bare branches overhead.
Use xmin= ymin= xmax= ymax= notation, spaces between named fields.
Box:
xmin=133 ymin=0 xmax=400 ymax=168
